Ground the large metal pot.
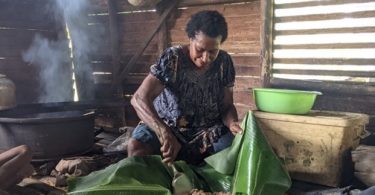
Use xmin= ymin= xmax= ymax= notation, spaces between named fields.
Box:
xmin=0 ymin=110 xmax=95 ymax=160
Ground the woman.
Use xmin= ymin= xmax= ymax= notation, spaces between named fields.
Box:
xmin=0 ymin=145 xmax=34 ymax=194
xmin=128 ymin=10 xmax=242 ymax=165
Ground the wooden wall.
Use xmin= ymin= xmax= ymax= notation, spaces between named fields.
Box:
xmin=0 ymin=0 xmax=261 ymax=127
xmin=89 ymin=0 xmax=262 ymax=125
xmin=0 ymin=0 xmax=62 ymax=104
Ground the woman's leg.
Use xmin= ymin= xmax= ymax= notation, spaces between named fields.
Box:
xmin=127 ymin=123 xmax=161 ymax=157
xmin=212 ymin=131 xmax=234 ymax=153
xmin=0 ymin=145 xmax=33 ymax=190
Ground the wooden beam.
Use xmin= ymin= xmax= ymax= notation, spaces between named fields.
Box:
xmin=275 ymin=11 xmax=375 ymax=23
xmin=0 ymin=99 xmax=130 ymax=117
xmin=273 ymin=58 xmax=375 ymax=65
xmin=156 ymin=1 xmax=169 ymax=55
xmin=113 ymin=0 xmax=181 ymax=87
xmin=271 ymin=78 xmax=375 ymax=96
xmin=108 ymin=0 xmax=127 ymax=126
xmin=274 ymin=43 xmax=375 ymax=50
xmin=108 ymin=0 xmax=121 ymax=94
xmin=274 ymin=0 xmax=374 ymax=9
xmin=272 ymin=69 xmax=375 ymax=77
xmin=260 ymin=0 xmax=273 ymax=87
xmin=158 ymin=21 xmax=168 ymax=55
xmin=275 ymin=27 xmax=375 ymax=36
xmin=179 ymin=0 xmax=255 ymax=7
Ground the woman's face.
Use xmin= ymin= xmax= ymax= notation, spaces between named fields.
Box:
xmin=189 ymin=32 xmax=222 ymax=70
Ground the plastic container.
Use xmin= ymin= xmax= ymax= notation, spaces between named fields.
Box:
xmin=253 ymin=88 xmax=322 ymax=114
xmin=254 ymin=110 xmax=369 ymax=187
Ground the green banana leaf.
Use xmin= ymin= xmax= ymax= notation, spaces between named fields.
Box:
xmin=231 ymin=111 xmax=291 ymax=195
xmin=67 ymin=156 xmax=174 ymax=195
xmin=68 ymin=111 xmax=291 ymax=195
xmin=200 ymin=111 xmax=291 ymax=194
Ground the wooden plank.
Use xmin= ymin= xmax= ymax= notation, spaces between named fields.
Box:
xmin=122 ymin=75 xmax=146 ymax=85
xmin=221 ymin=41 xmax=261 ymax=54
xmin=260 ymin=0 xmax=273 ymax=87
xmin=271 ymin=78 xmax=375 ymax=96
xmin=121 ymin=22 xmax=158 ymax=33
xmin=0 ymin=21 xmax=56 ymax=31
xmin=121 ymin=54 xmax=158 ymax=64
xmin=89 ymin=55 xmax=112 ymax=62
xmin=272 ymin=69 xmax=375 ymax=77
xmin=234 ymin=89 xmax=255 ymax=120
xmin=0 ymin=68 xmax=40 ymax=81
xmin=158 ymin=18 xmax=169 ymax=55
xmin=235 ymin=65 xmax=260 ymax=77
xmin=171 ymin=2 xmax=260 ymax=20
xmin=275 ymin=27 xmax=375 ymax=36
xmin=231 ymin=55 xmax=261 ymax=66
xmin=234 ymin=90 xmax=253 ymax=106
xmin=91 ymin=61 xmax=112 ymax=72
xmin=314 ymin=95 xmax=375 ymax=115
xmin=273 ymin=58 xmax=375 ymax=65
xmin=122 ymin=83 xmax=140 ymax=95
xmin=172 ymin=17 xmax=261 ymax=31
xmin=179 ymin=0 xmax=257 ymax=7
xmin=124 ymin=105 xmax=140 ymax=126
xmin=88 ymin=0 xmax=109 ymax=13
xmin=94 ymin=84 xmax=114 ymax=99
xmin=275 ymin=0 xmax=374 ymax=9
xmin=119 ymin=12 xmax=159 ymax=23
xmin=120 ymin=43 xmax=159 ymax=55
xmin=121 ymin=32 xmax=159 ymax=44
xmin=88 ymin=14 xmax=109 ymax=25
xmin=275 ymin=11 xmax=375 ymax=23
xmin=0 ymin=1 xmax=56 ymax=30
xmin=274 ymin=43 xmax=375 ymax=50
xmin=115 ymin=0 xmax=161 ymax=12
xmin=222 ymin=1 xmax=261 ymax=16
xmin=169 ymin=27 xmax=260 ymax=43
xmin=234 ymin=77 xmax=261 ymax=91
xmin=0 ymin=29 xmax=55 ymax=43
xmin=170 ymin=27 xmax=260 ymax=42
xmin=115 ymin=0 xmax=255 ymax=12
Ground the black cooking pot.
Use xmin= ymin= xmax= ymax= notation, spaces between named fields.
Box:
xmin=0 ymin=110 xmax=95 ymax=160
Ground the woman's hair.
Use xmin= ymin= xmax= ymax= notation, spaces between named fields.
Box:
xmin=185 ymin=10 xmax=228 ymax=43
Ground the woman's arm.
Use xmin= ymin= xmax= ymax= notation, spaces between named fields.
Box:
xmin=222 ymin=87 xmax=243 ymax=134
xmin=131 ymin=74 xmax=181 ymax=162
xmin=0 ymin=145 xmax=33 ymax=191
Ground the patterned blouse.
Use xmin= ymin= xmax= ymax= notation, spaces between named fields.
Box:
xmin=150 ymin=45 xmax=235 ymax=143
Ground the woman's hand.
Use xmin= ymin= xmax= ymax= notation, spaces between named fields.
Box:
xmin=229 ymin=122 xmax=243 ymax=135
xmin=159 ymin=130 xmax=181 ymax=163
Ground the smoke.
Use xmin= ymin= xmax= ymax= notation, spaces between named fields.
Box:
xmin=22 ymin=0 xmax=104 ymax=103
xmin=22 ymin=34 xmax=72 ymax=103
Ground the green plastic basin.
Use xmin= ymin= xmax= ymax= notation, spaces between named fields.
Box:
xmin=253 ymin=88 xmax=322 ymax=114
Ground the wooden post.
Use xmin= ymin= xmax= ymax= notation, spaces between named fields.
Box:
xmin=108 ymin=0 xmax=121 ymax=95
xmin=108 ymin=0 xmax=126 ymax=126
xmin=260 ymin=0 xmax=274 ymax=87
xmin=158 ymin=19 xmax=168 ymax=55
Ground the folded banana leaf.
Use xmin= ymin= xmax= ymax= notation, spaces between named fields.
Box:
xmin=231 ymin=111 xmax=291 ymax=194
xmin=68 ymin=111 xmax=291 ymax=195
xmin=201 ymin=111 xmax=291 ymax=194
